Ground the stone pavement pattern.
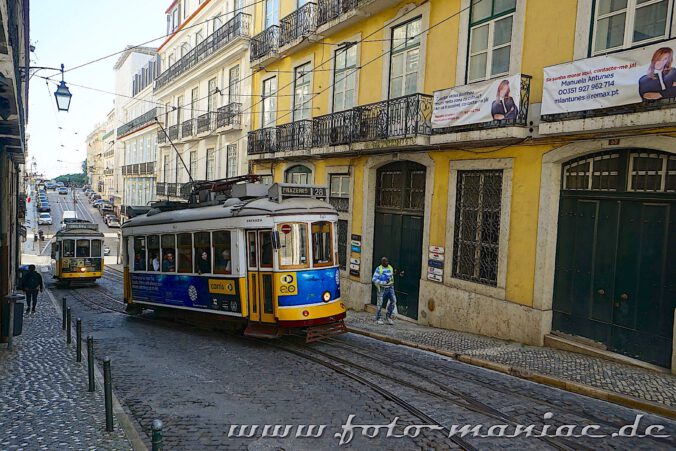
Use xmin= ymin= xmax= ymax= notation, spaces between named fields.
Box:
xmin=345 ymin=310 xmax=676 ymax=408
xmin=0 ymin=290 xmax=132 ymax=450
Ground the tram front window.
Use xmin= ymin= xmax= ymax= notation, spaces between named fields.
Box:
xmin=278 ymin=223 xmax=308 ymax=269
xmin=177 ymin=233 xmax=193 ymax=273
xmin=134 ymin=237 xmax=147 ymax=270
xmin=147 ymin=235 xmax=160 ymax=271
xmin=76 ymin=240 xmax=90 ymax=258
xmin=91 ymin=240 xmax=102 ymax=257
xmin=161 ymin=234 xmax=176 ymax=272
xmin=195 ymin=232 xmax=211 ymax=274
xmin=63 ymin=239 xmax=75 ymax=257
xmin=311 ymin=221 xmax=333 ymax=266
xmin=213 ymin=231 xmax=232 ymax=274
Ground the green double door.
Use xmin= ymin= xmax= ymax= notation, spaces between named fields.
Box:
xmin=372 ymin=161 xmax=426 ymax=320
xmin=553 ymin=194 xmax=676 ymax=367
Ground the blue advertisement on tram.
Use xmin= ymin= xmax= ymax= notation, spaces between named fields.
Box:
xmin=130 ymin=273 xmax=242 ymax=315
xmin=276 ymin=267 xmax=341 ymax=307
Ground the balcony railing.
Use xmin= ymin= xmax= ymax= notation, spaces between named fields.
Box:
xmin=155 ymin=13 xmax=251 ymax=91
xmin=123 ymin=162 xmax=155 ymax=176
xmin=197 ymin=113 xmax=213 ymax=134
xmin=278 ymin=120 xmax=313 ymax=151
xmin=117 ymin=108 xmax=157 ymax=138
xmin=248 ymin=127 xmax=278 ymax=154
xmin=156 ymin=182 xmax=166 ymax=196
xmin=181 ymin=119 xmax=193 ymax=138
xmin=317 ymin=0 xmax=361 ymax=27
xmin=158 ymin=130 xmax=167 ymax=144
xmin=216 ymin=102 xmax=242 ymax=128
xmin=248 ymin=93 xmax=433 ymax=155
xmin=251 ymin=26 xmax=279 ymax=61
xmin=280 ymin=3 xmax=318 ymax=47
xmin=168 ymin=124 xmax=179 ymax=141
xmin=433 ymin=74 xmax=531 ymax=134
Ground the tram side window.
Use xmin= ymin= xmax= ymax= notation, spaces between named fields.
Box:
xmin=76 ymin=239 xmax=91 ymax=258
xmin=260 ymin=231 xmax=273 ymax=268
xmin=194 ymin=232 xmax=211 ymax=274
xmin=278 ymin=223 xmax=309 ymax=269
xmin=134 ymin=236 xmax=147 ymax=270
xmin=311 ymin=221 xmax=333 ymax=266
xmin=177 ymin=233 xmax=193 ymax=273
xmin=63 ymin=239 xmax=75 ymax=257
xmin=147 ymin=235 xmax=160 ymax=271
xmin=161 ymin=235 xmax=176 ymax=272
xmin=91 ymin=240 xmax=102 ymax=258
xmin=213 ymin=231 xmax=232 ymax=274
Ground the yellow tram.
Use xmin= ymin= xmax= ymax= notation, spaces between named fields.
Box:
xmin=51 ymin=223 xmax=105 ymax=285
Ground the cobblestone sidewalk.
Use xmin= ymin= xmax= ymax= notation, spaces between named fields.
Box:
xmin=345 ymin=310 xmax=676 ymax=409
xmin=0 ymin=289 xmax=132 ymax=450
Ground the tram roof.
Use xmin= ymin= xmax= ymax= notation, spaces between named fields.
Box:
xmin=122 ymin=197 xmax=337 ymax=228
xmin=55 ymin=229 xmax=105 ymax=238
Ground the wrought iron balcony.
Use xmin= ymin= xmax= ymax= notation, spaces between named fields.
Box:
xmin=216 ymin=102 xmax=242 ymax=128
xmin=248 ymin=127 xmax=278 ymax=154
xmin=278 ymin=120 xmax=313 ymax=151
xmin=317 ymin=0 xmax=361 ymax=27
xmin=196 ymin=113 xmax=213 ymax=134
xmin=158 ymin=130 xmax=167 ymax=144
xmin=117 ymin=108 xmax=157 ymax=138
xmin=433 ymin=74 xmax=531 ymax=134
xmin=329 ymin=196 xmax=349 ymax=212
xmin=167 ymin=124 xmax=179 ymax=141
xmin=251 ymin=26 xmax=279 ymax=62
xmin=313 ymin=93 xmax=433 ymax=147
xmin=156 ymin=182 xmax=166 ymax=196
xmin=181 ymin=119 xmax=193 ymax=138
xmin=280 ymin=3 xmax=318 ymax=47
xmin=155 ymin=13 xmax=251 ymax=91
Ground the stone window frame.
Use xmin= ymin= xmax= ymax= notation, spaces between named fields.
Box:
xmin=325 ymin=165 xmax=353 ymax=273
xmin=445 ymin=158 xmax=513 ymax=300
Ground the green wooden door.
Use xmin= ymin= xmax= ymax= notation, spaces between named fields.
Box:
xmin=372 ymin=161 xmax=426 ymax=320
xmin=553 ymin=150 xmax=676 ymax=368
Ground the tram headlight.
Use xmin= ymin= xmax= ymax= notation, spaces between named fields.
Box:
xmin=80 ymin=267 xmax=86 ymax=272
xmin=322 ymin=291 xmax=331 ymax=302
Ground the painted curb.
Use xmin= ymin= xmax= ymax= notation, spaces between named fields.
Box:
xmin=346 ymin=326 xmax=676 ymax=420
xmin=45 ymin=287 xmax=149 ymax=450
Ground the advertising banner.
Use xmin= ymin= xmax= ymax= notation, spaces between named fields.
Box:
xmin=542 ymin=39 xmax=676 ymax=115
xmin=432 ymin=73 xmax=522 ymax=128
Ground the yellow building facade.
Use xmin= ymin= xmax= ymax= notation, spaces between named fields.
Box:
xmin=246 ymin=0 xmax=676 ymax=369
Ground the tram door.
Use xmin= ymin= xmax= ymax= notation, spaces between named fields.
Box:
xmin=246 ymin=230 xmax=276 ymax=323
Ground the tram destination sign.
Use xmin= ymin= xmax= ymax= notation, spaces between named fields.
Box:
xmin=269 ymin=183 xmax=328 ymax=202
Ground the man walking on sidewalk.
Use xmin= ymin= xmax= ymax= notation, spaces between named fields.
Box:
xmin=372 ymin=257 xmax=396 ymax=325
xmin=22 ymin=264 xmax=43 ymax=314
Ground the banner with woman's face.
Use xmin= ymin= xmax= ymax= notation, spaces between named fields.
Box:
xmin=542 ymin=39 xmax=676 ymax=115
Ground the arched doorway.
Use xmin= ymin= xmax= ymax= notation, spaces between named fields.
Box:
xmin=553 ymin=149 xmax=676 ymax=367
xmin=372 ymin=161 xmax=426 ymax=319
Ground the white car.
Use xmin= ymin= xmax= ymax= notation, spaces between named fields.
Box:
xmin=37 ymin=213 xmax=52 ymax=225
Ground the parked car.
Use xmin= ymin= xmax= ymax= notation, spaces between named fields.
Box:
xmin=104 ymin=214 xmax=117 ymax=224
xmin=99 ymin=203 xmax=114 ymax=212
xmin=103 ymin=246 xmax=111 ymax=255
xmin=107 ymin=219 xmax=120 ymax=228
xmin=56 ymin=182 xmax=65 ymax=187
xmin=37 ymin=203 xmax=50 ymax=212
xmin=57 ymin=187 xmax=68 ymax=195
xmin=90 ymin=194 xmax=102 ymax=202
xmin=92 ymin=199 xmax=106 ymax=207
xmin=37 ymin=213 xmax=52 ymax=225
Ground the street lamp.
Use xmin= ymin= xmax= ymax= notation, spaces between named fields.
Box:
xmin=54 ymin=64 xmax=72 ymax=112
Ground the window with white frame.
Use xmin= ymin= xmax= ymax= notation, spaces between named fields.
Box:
xmin=333 ymin=45 xmax=357 ymax=111
xmin=229 ymin=65 xmax=240 ymax=104
xmin=213 ymin=15 xmax=223 ymax=33
xmin=206 ymin=148 xmax=215 ymax=180
xmin=467 ymin=0 xmax=516 ymax=83
xmin=163 ymin=155 xmax=169 ymax=182
xmin=177 ymin=95 xmax=184 ymax=124
xmin=262 ymin=77 xmax=277 ymax=128
xmin=329 ymin=174 xmax=350 ymax=212
xmin=259 ymin=174 xmax=273 ymax=184
xmin=389 ymin=18 xmax=422 ymax=98
xmin=191 ymin=87 xmax=199 ymax=119
xmin=452 ymin=170 xmax=503 ymax=286
xmin=227 ymin=144 xmax=238 ymax=178
xmin=208 ymin=78 xmax=218 ymax=113
xmin=195 ymin=30 xmax=204 ymax=47
xmin=180 ymin=43 xmax=190 ymax=58
xmin=293 ymin=62 xmax=312 ymax=121
xmin=189 ymin=151 xmax=197 ymax=178
xmin=592 ymin=0 xmax=672 ymax=54
xmin=285 ymin=165 xmax=312 ymax=184
xmin=265 ymin=0 xmax=279 ymax=27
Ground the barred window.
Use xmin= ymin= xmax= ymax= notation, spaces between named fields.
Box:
xmin=453 ymin=170 xmax=503 ymax=286
xmin=337 ymin=219 xmax=348 ymax=270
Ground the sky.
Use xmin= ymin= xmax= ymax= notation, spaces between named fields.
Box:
xmin=27 ymin=1 xmax=167 ymax=178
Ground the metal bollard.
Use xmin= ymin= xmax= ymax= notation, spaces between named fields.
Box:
xmin=103 ymin=357 xmax=114 ymax=432
xmin=87 ymin=336 xmax=95 ymax=392
xmin=76 ymin=318 xmax=82 ymax=362
xmin=151 ymin=419 xmax=164 ymax=451
xmin=66 ymin=307 xmax=72 ymax=344
xmin=62 ymin=297 xmax=67 ymax=330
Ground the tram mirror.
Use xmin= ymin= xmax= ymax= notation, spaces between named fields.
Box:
xmin=271 ymin=231 xmax=281 ymax=250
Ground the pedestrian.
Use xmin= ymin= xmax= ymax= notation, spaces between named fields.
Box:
xmin=372 ymin=257 xmax=396 ymax=325
xmin=22 ymin=264 xmax=44 ymax=314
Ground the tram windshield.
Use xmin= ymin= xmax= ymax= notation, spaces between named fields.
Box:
xmin=76 ymin=240 xmax=91 ymax=257
xmin=91 ymin=240 xmax=102 ymax=258
xmin=311 ymin=221 xmax=333 ymax=266
xmin=63 ymin=239 xmax=75 ymax=257
xmin=277 ymin=223 xmax=308 ymax=269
